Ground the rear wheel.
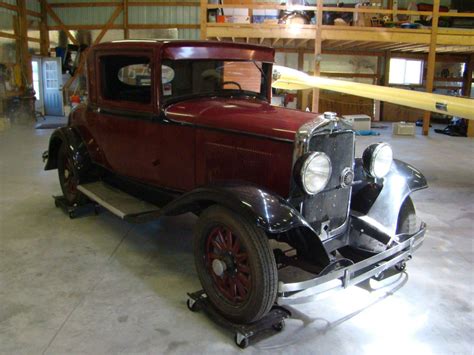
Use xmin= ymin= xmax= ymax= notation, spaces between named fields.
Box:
xmin=194 ymin=205 xmax=278 ymax=324
xmin=57 ymin=143 xmax=87 ymax=205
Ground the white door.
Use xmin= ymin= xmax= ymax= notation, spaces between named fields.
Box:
xmin=31 ymin=57 xmax=44 ymax=114
xmin=42 ymin=57 xmax=64 ymax=116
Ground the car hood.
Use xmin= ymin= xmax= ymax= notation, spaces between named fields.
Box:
xmin=164 ymin=97 xmax=318 ymax=141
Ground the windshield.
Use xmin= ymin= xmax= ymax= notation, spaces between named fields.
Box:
xmin=161 ymin=59 xmax=270 ymax=104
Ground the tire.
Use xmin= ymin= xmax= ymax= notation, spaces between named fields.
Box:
xmin=194 ymin=205 xmax=278 ymax=324
xmin=339 ymin=197 xmax=417 ymax=262
xmin=57 ymin=143 xmax=87 ymax=205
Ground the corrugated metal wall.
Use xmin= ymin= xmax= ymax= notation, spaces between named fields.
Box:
xmin=46 ymin=0 xmax=201 ymax=41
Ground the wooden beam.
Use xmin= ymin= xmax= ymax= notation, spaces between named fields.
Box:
xmin=271 ymin=38 xmax=279 ymax=47
xmin=129 ymin=1 xmax=198 ymax=6
xmin=259 ymin=37 xmax=264 ymax=45
xmin=64 ymin=4 xmax=123 ymax=94
xmin=93 ymin=4 xmax=123 ymax=45
xmin=423 ymin=0 xmax=440 ymax=136
xmin=44 ymin=1 xmax=78 ymax=45
xmin=0 ymin=1 xmax=17 ymax=12
xmin=48 ymin=24 xmax=199 ymax=31
xmin=17 ymin=0 xmax=32 ymax=91
xmin=312 ymin=0 xmax=323 ymax=113
xmin=462 ymin=54 xmax=473 ymax=97
xmin=51 ymin=2 xmax=121 ymax=8
xmin=0 ymin=31 xmax=18 ymax=40
xmin=200 ymin=0 xmax=206 ymax=39
xmin=123 ymin=0 xmax=129 ymax=39
xmin=39 ymin=0 xmax=49 ymax=56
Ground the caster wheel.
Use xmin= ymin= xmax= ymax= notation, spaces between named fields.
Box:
xmin=272 ymin=320 xmax=285 ymax=332
xmin=373 ymin=272 xmax=384 ymax=281
xmin=69 ymin=211 xmax=75 ymax=219
xmin=234 ymin=334 xmax=249 ymax=349
xmin=54 ymin=199 xmax=60 ymax=208
xmin=186 ymin=298 xmax=198 ymax=312
xmin=94 ymin=206 xmax=100 ymax=215
xmin=395 ymin=261 xmax=406 ymax=272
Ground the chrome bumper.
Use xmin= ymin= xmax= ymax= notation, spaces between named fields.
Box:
xmin=277 ymin=222 xmax=426 ymax=305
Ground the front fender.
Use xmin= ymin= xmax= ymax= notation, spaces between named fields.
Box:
xmin=163 ymin=183 xmax=310 ymax=234
xmin=44 ymin=126 xmax=91 ymax=175
xmin=162 ymin=183 xmax=331 ymax=267
xmin=351 ymin=158 xmax=428 ymax=236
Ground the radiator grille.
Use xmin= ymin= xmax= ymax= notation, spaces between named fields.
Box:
xmin=302 ymin=130 xmax=354 ymax=235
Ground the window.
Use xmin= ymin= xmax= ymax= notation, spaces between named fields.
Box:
xmin=389 ymin=58 xmax=423 ymax=85
xmin=160 ymin=59 xmax=269 ymax=103
xmin=100 ymin=55 xmax=151 ymax=104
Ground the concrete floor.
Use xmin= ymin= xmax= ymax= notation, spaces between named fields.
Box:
xmin=0 ymin=121 xmax=473 ymax=354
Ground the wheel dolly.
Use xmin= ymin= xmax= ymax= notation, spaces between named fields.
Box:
xmin=186 ymin=290 xmax=291 ymax=349
xmin=53 ymin=195 xmax=99 ymax=219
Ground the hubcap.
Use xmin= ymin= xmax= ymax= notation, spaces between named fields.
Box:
xmin=206 ymin=226 xmax=251 ymax=304
xmin=212 ymin=259 xmax=227 ymax=277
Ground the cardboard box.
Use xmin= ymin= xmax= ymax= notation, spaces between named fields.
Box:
xmin=393 ymin=121 xmax=416 ymax=136
xmin=342 ymin=114 xmax=372 ymax=131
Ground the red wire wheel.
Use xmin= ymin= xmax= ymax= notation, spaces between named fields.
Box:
xmin=205 ymin=226 xmax=251 ymax=304
xmin=57 ymin=143 xmax=86 ymax=205
xmin=194 ymin=205 xmax=278 ymax=324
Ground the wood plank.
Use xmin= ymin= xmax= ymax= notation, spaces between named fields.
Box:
xmin=93 ymin=5 xmax=123 ymax=45
xmin=123 ymin=0 xmax=129 ymax=39
xmin=312 ymin=0 xmax=323 ymax=113
xmin=200 ymin=0 xmax=206 ymax=39
xmin=0 ymin=31 xmax=18 ymax=40
xmin=130 ymin=1 xmax=198 ymax=6
xmin=0 ymin=1 xmax=17 ymax=12
xmin=17 ymin=0 xmax=32 ymax=90
xmin=423 ymin=0 xmax=440 ymax=136
xmin=39 ymin=0 xmax=49 ymax=56
xmin=48 ymin=24 xmax=199 ymax=30
xmin=51 ymin=2 xmax=122 ymax=8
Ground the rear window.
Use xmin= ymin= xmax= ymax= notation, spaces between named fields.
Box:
xmin=100 ymin=55 xmax=151 ymax=104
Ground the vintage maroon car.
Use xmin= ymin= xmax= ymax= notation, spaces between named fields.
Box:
xmin=44 ymin=40 xmax=427 ymax=327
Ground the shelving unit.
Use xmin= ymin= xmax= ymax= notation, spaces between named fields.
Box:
xmin=199 ymin=0 xmax=474 ymax=135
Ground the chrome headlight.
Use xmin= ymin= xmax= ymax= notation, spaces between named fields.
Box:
xmin=362 ymin=143 xmax=393 ymax=179
xmin=300 ymin=152 xmax=332 ymax=194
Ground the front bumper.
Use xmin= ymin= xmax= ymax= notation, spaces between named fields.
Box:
xmin=277 ymin=222 xmax=426 ymax=305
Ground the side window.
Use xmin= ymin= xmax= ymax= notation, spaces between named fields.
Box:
xmin=100 ymin=55 xmax=152 ymax=104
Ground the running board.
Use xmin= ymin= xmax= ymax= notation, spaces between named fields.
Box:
xmin=77 ymin=182 xmax=160 ymax=223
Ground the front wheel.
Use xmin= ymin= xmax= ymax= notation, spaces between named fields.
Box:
xmin=194 ymin=205 xmax=278 ymax=324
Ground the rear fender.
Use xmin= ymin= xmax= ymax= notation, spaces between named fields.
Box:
xmin=44 ymin=127 xmax=91 ymax=176
xmin=351 ymin=158 xmax=428 ymax=237
xmin=162 ymin=183 xmax=331 ymax=267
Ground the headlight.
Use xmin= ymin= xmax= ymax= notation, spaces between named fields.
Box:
xmin=362 ymin=143 xmax=393 ymax=179
xmin=300 ymin=152 xmax=332 ymax=194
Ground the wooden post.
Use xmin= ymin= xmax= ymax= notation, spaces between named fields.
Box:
xmin=200 ymin=0 xmax=207 ymax=40
xmin=422 ymin=0 xmax=440 ymax=136
xmin=463 ymin=54 xmax=473 ymax=137
xmin=311 ymin=0 xmax=323 ymax=113
xmin=297 ymin=48 xmax=304 ymax=110
xmin=16 ymin=0 xmax=32 ymax=90
xmin=123 ymin=0 xmax=129 ymax=39
xmin=39 ymin=0 xmax=49 ymax=56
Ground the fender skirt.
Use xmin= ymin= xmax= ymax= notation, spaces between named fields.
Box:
xmin=44 ymin=127 xmax=91 ymax=176
xmin=161 ymin=183 xmax=331 ymax=267
xmin=350 ymin=158 xmax=428 ymax=238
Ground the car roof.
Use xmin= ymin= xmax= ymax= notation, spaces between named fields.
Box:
xmin=90 ymin=40 xmax=275 ymax=62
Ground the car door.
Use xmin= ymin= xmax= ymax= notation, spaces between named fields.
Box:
xmin=94 ymin=49 xmax=160 ymax=185
xmin=92 ymin=49 xmax=195 ymax=191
